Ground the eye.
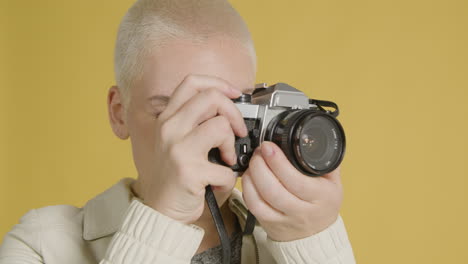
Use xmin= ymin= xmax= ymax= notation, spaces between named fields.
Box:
xmin=148 ymin=103 xmax=167 ymax=119
xmin=150 ymin=107 xmax=165 ymax=118
xmin=153 ymin=112 xmax=162 ymax=119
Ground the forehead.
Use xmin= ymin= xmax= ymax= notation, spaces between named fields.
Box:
xmin=136 ymin=37 xmax=256 ymax=102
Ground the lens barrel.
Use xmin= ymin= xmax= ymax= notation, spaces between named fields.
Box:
xmin=265 ymin=110 xmax=345 ymax=176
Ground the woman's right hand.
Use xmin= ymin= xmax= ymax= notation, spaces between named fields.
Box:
xmin=139 ymin=74 xmax=248 ymax=224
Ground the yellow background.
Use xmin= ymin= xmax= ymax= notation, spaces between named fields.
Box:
xmin=2 ymin=0 xmax=468 ymax=263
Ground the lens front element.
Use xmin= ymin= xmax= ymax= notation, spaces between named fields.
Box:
xmin=295 ymin=115 xmax=344 ymax=173
xmin=267 ymin=110 xmax=345 ymax=176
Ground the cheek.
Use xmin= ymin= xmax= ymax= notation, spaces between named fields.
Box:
xmin=127 ymin=111 xmax=158 ymax=174
xmin=130 ymin=123 xmax=156 ymax=153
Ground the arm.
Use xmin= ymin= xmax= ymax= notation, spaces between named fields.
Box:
xmin=0 ymin=210 xmax=43 ymax=264
xmin=100 ymin=200 xmax=204 ymax=264
xmin=0 ymin=200 xmax=204 ymax=264
xmin=265 ymin=216 xmax=355 ymax=264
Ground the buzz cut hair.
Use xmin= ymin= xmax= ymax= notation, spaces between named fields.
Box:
xmin=114 ymin=0 xmax=257 ymax=107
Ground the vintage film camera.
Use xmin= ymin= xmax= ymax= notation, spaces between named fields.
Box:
xmin=208 ymin=83 xmax=346 ymax=176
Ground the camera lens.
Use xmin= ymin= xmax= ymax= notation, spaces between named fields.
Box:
xmin=296 ymin=115 xmax=343 ymax=172
xmin=266 ymin=110 xmax=345 ymax=176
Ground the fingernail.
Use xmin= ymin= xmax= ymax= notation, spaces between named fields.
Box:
xmin=261 ymin=143 xmax=274 ymax=157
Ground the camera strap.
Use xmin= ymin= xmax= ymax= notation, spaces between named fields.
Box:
xmin=309 ymin=99 xmax=340 ymax=117
xmin=205 ymin=185 xmax=231 ymax=264
xmin=243 ymin=211 xmax=256 ymax=235
xmin=205 ymin=185 xmax=258 ymax=264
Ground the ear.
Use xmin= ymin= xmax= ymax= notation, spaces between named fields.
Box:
xmin=107 ymin=86 xmax=129 ymax=139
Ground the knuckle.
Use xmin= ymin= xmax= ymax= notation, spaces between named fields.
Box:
xmin=205 ymin=88 xmax=223 ymax=102
xmin=186 ymin=185 xmax=200 ymax=196
xmin=184 ymin=74 xmax=200 ymax=85
xmin=292 ymin=179 xmax=308 ymax=196
xmin=296 ymin=215 xmax=309 ymax=227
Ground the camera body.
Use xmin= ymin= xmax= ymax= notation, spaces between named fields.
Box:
xmin=208 ymin=83 xmax=346 ymax=176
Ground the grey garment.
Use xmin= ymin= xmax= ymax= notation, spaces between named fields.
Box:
xmin=191 ymin=229 xmax=243 ymax=264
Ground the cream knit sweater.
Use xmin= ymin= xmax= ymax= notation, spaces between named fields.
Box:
xmin=0 ymin=178 xmax=356 ymax=264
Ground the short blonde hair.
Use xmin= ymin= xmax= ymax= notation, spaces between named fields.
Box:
xmin=114 ymin=0 xmax=257 ymax=107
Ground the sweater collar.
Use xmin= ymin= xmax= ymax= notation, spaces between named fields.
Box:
xmin=82 ymin=178 xmax=250 ymax=241
xmin=82 ymin=178 xmax=135 ymax=240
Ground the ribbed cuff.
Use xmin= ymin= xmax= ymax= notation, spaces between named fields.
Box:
xmin=104 ymin=200 xmax=204 ymax=264
xmin=266 ymin=216 xmax=355 ymax=264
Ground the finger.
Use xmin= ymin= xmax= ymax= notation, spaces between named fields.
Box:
xmin=170 ymin=88 xmax=247 ymax=138
xmin=203 ymin=163 xmax=237 ymax=193
xmin=322 ymin=166 xmax=342 ymax=186
xmin=183 ymin=115 xmax=237 ymax=165
xmin=241 ymin=172 xmax=285 ymax=222
xmin=260 ymin=141 xmax=326 ymax=201
xmin=159 ymin=74 xmax=242 ymax=121
xmin=248 ymin=149 xmax=309 ymax=214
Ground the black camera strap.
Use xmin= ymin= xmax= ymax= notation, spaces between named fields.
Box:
xmin=205 ymin=185 xmax=258 ymax=264
xmin=205 ymin=185 xmax=231 ymax=264
xmin=309 ymin=99 xmax=340 ymax=117
xmin=243 ymin=211 xmax=256 ymax=236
